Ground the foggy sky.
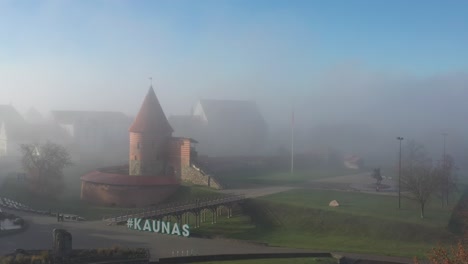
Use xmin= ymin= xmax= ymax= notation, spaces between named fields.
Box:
xmin=1 ymin=1 xmax=467 ymax=166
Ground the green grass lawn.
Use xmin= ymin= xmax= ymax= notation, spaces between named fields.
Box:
xmin=215 ymin=167 xmax=365 ymax=188
xmin=188 ymin=189 xmax=463 ymax=259
xmin=260 ymin=189 xmax=457 ymax=227
xmin=198 ymin=258 xmax=337 ymax=264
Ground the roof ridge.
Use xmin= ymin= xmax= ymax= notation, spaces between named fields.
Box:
xmin=128 ymin=87 xmax=173 ymax=134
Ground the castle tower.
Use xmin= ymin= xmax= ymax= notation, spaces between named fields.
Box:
xmin=129 ymin=86 xmax=173 ymax=176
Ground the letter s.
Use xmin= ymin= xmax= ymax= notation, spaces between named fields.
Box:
xmin=182 ymin=224 xmax=190 ymax=237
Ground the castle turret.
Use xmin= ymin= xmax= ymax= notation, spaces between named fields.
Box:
xmin=129 ymin=86 xmax=173 ymax=176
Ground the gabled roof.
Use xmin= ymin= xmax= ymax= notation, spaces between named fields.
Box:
xmin=25 ymin=107 xmax=44 ymax=123
xmin=129 ymin=87 xmax=173 ymax=134
xmin=51 ymin=110 xmax=129 ymax=124
xmin=168 ymin=115 xmax=198 ymax=129
xmin=196 ymin=99 xmax=266 ymax=127
xmin=0 ymin=105 xmax=28 ymax=141
xmin=0 ymin=105 xmax=25 ymax=124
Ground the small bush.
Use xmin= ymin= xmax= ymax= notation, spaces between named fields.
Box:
xmin=39 ymin=251 xmax=49 ymax=259
xmin=0 ymin=256 xmax=14 ymax=264
xmin=31 ymin=255 xmax=45 ymax=264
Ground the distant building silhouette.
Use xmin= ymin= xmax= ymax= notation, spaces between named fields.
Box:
xmin=51 ymin=110 xmax=132 ymax=161
xmin=169 ymin=100 xmax=268 ymax=157
xmin=0 ymin=105 xmax=28 ymax=158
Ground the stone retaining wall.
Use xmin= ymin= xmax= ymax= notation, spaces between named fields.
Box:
xmin=181 ymin=165 xmax=223 ymax=190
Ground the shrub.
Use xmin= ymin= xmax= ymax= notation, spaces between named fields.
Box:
xmin=39 ymin=251 xmax=49 ymax=260
xmin=31 ymin=255 xmax=46 ymax=264
xmin=14 ymin=253 xmax=27 ymax=264
xmin=414 ymin=241 xmax=468 ymax=263
xmin=0 ymin=256 xmax=14 ymax=264
xmin=13 ymin=218 xmax=24 ymax=226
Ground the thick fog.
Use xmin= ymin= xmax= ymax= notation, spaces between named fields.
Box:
xmin=1 ymin=1 xmax=467 ymax=169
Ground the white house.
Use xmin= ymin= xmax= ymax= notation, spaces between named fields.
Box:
xmin=0 ymin=105 xmax=28 ymax=158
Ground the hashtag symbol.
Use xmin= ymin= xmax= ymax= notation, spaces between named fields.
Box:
xmin=127 ymin=218 xmax=133 ymax=229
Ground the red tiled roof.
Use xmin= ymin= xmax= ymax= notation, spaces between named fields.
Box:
xmin=129 ymin=87 xmax=173 ymax=134
xmin=81 ymin=170 xmax=179 ymax=186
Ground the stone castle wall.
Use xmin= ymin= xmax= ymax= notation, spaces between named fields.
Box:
xmin=181 ymin=165 xmax=222 ymax=190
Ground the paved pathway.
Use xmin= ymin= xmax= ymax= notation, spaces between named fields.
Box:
xmin=306 ymin=172 xmax=399 ymax=196
xmin=220 ymin=186 xmax=296 ymax=198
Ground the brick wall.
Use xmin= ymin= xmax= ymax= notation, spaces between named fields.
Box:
xmin=129 ymin=132 xmax=166 ymax=176
xmin=167 ymin=138 xmax=192 ymax=180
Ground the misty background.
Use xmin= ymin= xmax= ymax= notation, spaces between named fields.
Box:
xmin=1 ymin=0 xmax=467 ymax=169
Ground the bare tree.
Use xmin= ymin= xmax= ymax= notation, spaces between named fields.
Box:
xmin=400 ymin=140 xmax=438 ymax=219
xmin=434 ymin=154 xmax=458 ymax=207
xmin=371 ymin=168 xmax=382 ymax=191
xmin=19 ymin=142 xmax=72 ymax=197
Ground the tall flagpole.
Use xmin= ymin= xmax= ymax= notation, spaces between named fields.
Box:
xmin=291 ymin=107 xmax=294 ymax=175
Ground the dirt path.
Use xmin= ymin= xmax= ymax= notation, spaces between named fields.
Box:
xmin=220 ymin=186 xmax=296 ymax=198
xmin=305 ymin=172 xmax=399 ymax=196
xmin=220 ymin=173 xmax=399 ymax=198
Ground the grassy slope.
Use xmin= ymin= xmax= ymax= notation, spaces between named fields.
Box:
xmin=261 ymin=189 xmax=455 ymax=227
xmin=191 ymin=189 xmax=462 ymax=258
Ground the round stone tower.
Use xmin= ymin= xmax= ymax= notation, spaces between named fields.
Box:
xmin=129 ymin=86 xmax=174 ymax=176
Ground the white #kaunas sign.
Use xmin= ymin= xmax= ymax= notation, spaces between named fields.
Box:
xmin=127 ymin=218 xmax=190 ymax=237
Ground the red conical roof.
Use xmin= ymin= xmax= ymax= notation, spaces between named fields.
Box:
xmin=129 ymin=87 xmax=173 ymax=134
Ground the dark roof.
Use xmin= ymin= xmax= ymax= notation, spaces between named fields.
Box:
xmin=0 ymin=105 xmax=25 ymax=124
xmin=129 ymin=87 xmax=173 ymax=134
xmin=197 ymin=99 xmax=266 ymax=127
xmin=168 ymin=115 xmax=200 ymax=135
xmin=25 ymin=107 xmax=44 ymax=123
xmin=26 ymin=122 xmax=73 ymax=142
xmin=51 ymin=110 xmax=129 ymax=124
xmin=0 ymin=105 xmax=28 ymax=140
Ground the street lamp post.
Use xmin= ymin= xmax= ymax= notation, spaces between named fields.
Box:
xmin=442 ymin=133 xmax=448 ymax=206
xmin=397 ymin=137 xmax=404 ymax=209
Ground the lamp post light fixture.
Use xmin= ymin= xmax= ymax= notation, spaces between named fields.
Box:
xmin=397 ymin=137 xmax=404 ymax=209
